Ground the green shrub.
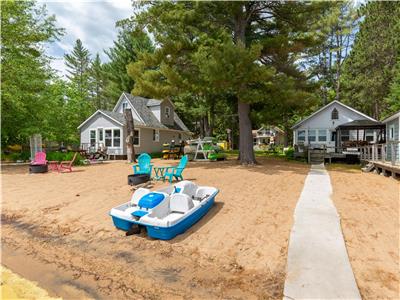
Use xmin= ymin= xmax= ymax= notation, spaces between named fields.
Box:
xmin=284 ymin=147 xmax=294 ymax=159
xmin=46 ymin=151 xmax=84 ymax=166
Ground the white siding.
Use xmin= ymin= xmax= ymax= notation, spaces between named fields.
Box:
xmin=293 ymin=102 xmax=372 ymax=148
xmin=114 ymin=98 xmax=143 ymax=123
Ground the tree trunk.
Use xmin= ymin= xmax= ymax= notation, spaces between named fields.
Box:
xmin=124 ymin=108 xmax=136 ymax=163
xmin=238 ymin=100 xmax=256 ymax=165
xmin=234 ymin=5 xmax=256 ymax=165
xmin=203 ymin=115 xmax=211 ymax=137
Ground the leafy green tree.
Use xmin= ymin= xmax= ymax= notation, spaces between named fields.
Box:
xmin=64 ymin=39 xmax=91 ymax=100
xmin=341 ymin=2 xmax=400 ymax=119
xmin=103 ymin=26 xmax=154 ymax=105
xmin=1 ymin=0 xmax=63 ymax=146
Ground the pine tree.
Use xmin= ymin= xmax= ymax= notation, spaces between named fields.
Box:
xmin=128 ymin=1 xmax=327 ymax=164
xmin=103 ymin=27 xmax=153 ymax=103
xmin=89 ymin=53 xmax=107 ymax=110
xmin=64 ymin=39 xmax=91 ymax=100
xmin=341 ymin=2 xmax=400 ymax=119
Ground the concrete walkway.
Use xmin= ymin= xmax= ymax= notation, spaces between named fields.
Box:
xmin=283 ymin=164 xmax=361 ymax=300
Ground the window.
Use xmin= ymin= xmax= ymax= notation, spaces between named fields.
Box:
xmin=297 ymin=130 xmax=306 ymax=142
xmin=113 ymin=129 xmax=121 ymax=147
xmin=331 ymin=131 xmax=337 ymax=142
xmin=105 ymin=129 xmax=112 ymax=147
xmin=389 ymin=125 xmax=395 ymax=140
xmin=178 ymin=133 xmax=182 ymax=140
xmin=331 ymin=108 xmax=339 ymax=120
xmin=98 ymin=128 xmax=103 ymax=142
xmin=133 ymin=129 xmax=140 ymax=146
xmin=365 ymin=129 xmax=374 ymax=142
xmin=308 ymin=129 xmax=316 ymax=142
xmin=153 ymin=129 xmax=160 ymax=142
xmin=122 ymin=102 xmax=128 ymax=111
xmin=318 ymin=129 xmax=327 ymax=142
xmin=90 ymin=130 xmax=96 ymax=146
xmin=165 ymin=106 xmax=171 ymax=118
xmin=341 ymin=129 xmax=350 ymax=141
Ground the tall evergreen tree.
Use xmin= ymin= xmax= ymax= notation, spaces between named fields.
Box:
xmin=64 ymin=39 xmax=91 ymax=100
xmin=341 ymin=2 xmax=400 ymax=119
xmin=89 ymin=53 xmax=107 ymax=110
xmin=103 ymin=27 xmax=153 ymax=104
xmin=385 ymin=59 xmax=400 ymax=116
xmin=128 ymin=1 xmax=327 ymax=164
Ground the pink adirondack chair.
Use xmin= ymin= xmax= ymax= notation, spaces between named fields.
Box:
xmin=58 ymin=152 xmax=78 ymax=173
xmin=31 ymin=151 xmax=47 ymax=165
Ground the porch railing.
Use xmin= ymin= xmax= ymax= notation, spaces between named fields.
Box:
xmin=360 ymin=141 xmax=400 ymax=166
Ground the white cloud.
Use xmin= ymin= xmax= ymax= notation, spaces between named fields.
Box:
xmin=40 ymin=0 xmax=133 ymax=77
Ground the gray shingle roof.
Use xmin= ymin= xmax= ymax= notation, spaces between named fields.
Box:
xmin=117 ymin=93 xmax=190 ymax=132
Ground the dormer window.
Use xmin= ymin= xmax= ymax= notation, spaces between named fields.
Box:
xmin=331 ymin=108 xmax=339 ymax=120
xmin=165 ymin=106 xmax=171 ymax=119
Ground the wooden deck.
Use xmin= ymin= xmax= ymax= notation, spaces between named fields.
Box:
xmin=362 ymin=160 xmax=400 ymax=178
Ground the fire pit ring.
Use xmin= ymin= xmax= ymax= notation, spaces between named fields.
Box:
xmin=29 ymin=164 xmax=48 ymax=174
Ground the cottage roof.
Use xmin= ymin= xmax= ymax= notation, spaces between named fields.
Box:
xmin=382 ymin=110 xmax=400 ymax=123
xmin=291 ymin=100 xmax=376 ymax=129
xmin=335 ymin=119 xmax=385 ymax=130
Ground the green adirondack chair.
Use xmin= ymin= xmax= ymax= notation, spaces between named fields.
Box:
xmin=132 ymin=153 xmax=153 ymax=176
xmin=164 ymin=155 xmax=188 ymax=183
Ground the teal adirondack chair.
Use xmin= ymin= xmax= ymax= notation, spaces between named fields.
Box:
xmin=132 ymin=153 xmax=153 ymax=176
xmin=164 ymin=155 xmax=188 ymax=183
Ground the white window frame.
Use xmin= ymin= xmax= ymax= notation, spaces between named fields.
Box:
xmin=317 ymin=129 xmax=327 ymax=142
xmin=122 ymin=102 xmax=128 ymax=111
xmin=365 ymin=129 xmax=374 ymax=142
xmin=308 ymin=129 xmax=317 ymax=142
xmin=103 ymin=127 xmax=124 ymax=148
xmin=165 ymin=106 xmax=171 ymax=119
xmin=297 ymin=130 xmax=306 ymax=142
xmin=152 ymin=129 xmax=160 ymax=142
xmin=113 ymin=128 xmax=121 ymax=148
xmin=90 ymin=129 xmax=96 ymax=146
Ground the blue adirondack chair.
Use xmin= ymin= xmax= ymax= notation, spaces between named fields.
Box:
xmin=164 ymin=155 xmax=188 ymax=183
xmin=132 ymin=153 xmax=153 ymax=176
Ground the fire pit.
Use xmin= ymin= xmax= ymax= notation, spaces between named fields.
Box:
xmin=128 ymin=174 xmax=150 ymax=186
xmin=29 ymin=164 xmax=48 ymax=174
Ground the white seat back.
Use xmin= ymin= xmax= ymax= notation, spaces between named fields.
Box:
xmin=174 ymin=181 xmax=198 ymax=198
xmin=169 ymin=193 xmax=194 ymax=213
xmin=130 ymin=188 xmax=150 ymax=206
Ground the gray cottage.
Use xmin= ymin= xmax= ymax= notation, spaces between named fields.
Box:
xmin=382 ymin=111 xmax=400 ymax=162
xmin=78 ymin=92 xmax=191 ymax=157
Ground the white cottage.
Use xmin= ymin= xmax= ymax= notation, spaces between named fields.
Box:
xmin=292 ymin=101 xmax=385 ymax=152
xmin=78 ymin=92 xmax=192 ymax=157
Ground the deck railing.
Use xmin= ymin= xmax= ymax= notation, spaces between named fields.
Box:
xmin=360 ymin=141 xmax=400 ymax=166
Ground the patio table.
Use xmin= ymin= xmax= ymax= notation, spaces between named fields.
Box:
xmin=153 ymin=166 xmax=170 ymax=181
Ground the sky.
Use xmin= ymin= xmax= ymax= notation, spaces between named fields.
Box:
xmin=40 ymin=0 xmax=133 ymax=77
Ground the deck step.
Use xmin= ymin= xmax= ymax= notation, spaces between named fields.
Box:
xmin=362 ymin=163 xmax=375 ymax=173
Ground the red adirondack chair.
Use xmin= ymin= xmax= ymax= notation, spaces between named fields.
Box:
xmin=58 ymin=152 xmax=78 ymax=173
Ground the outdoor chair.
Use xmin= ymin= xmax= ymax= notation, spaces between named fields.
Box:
xmin=132 ymin=153 xmax=153 ymax=176
xmin=31 ymin=151 xmax=47 ymax=165
xmin=164 ymin=155 xmax=188 ymax=183
xmin=58 ymin=152 xmax=78 ymax=173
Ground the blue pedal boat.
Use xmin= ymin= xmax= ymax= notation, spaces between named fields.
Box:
xmin=109 ymin=181 xmax=219 ymax=240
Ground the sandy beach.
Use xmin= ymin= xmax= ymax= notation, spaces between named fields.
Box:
xmin=328 ymin=165 xmax=400 ymax=299
xmin=1 ymin=157 xmax=309 ymax=299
